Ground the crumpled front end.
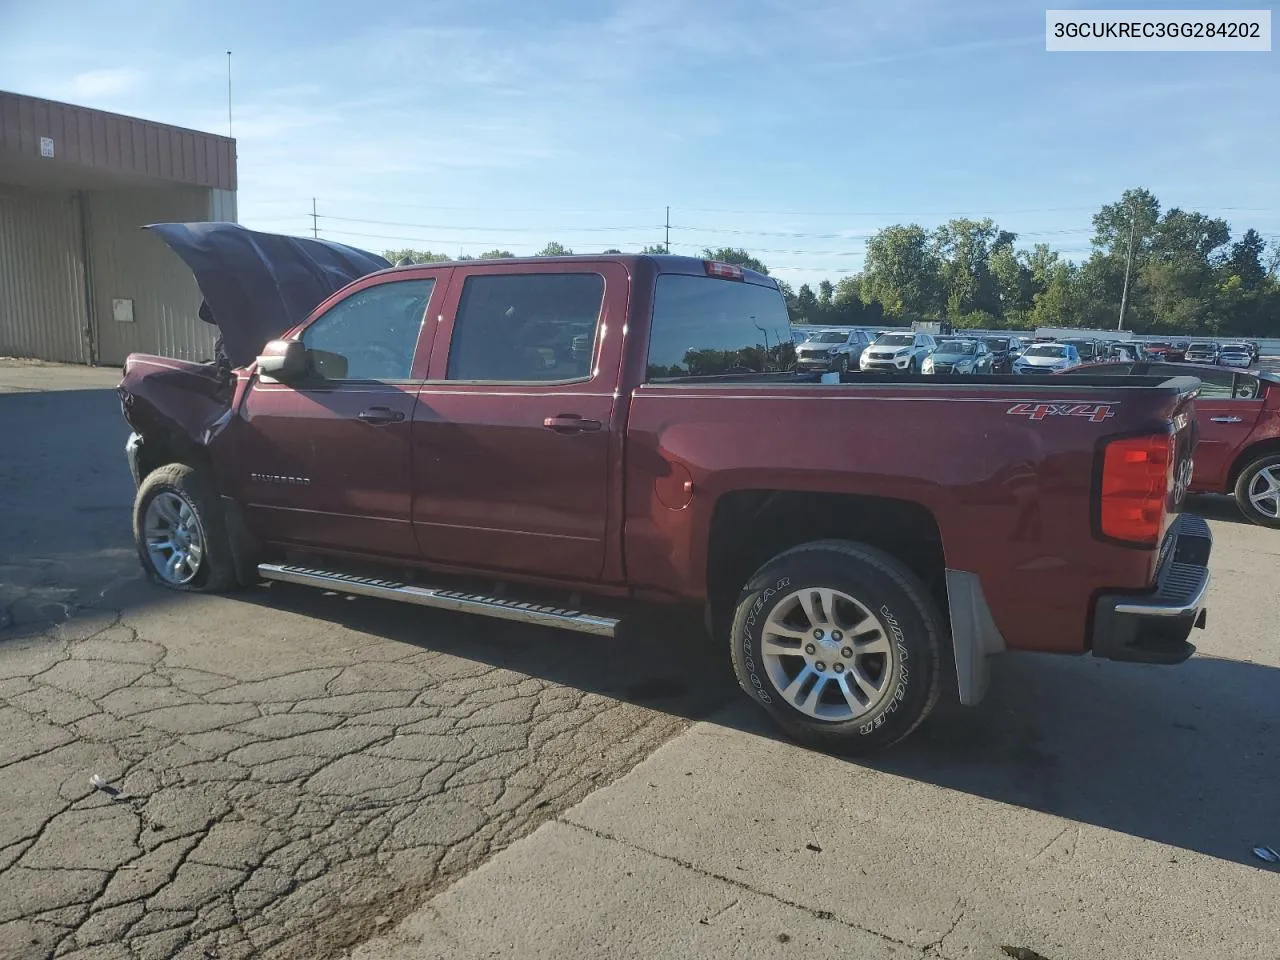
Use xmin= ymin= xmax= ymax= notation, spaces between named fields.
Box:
xmin=118 ymin=353 xmax=236 ymax=487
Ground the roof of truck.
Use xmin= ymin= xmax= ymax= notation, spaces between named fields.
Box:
xmin=380 ymin=253 xmax=779 ymax=288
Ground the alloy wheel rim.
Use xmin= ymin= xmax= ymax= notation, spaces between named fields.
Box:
xmin=143 ymin=491 xmax=205 ymax=585
xmin=760 ymin=587 xmax=897 ymax=722
xmin=1248 ymin=466 xmax=1280 ymax=519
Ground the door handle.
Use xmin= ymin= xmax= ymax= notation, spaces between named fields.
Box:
xmin=1209 ymin=416 xmax=1242 ymax=423
xmin=543 ymin=414 xmax=602 ymax=434
xmin=357 ymin=406 xmax=405 ymax=424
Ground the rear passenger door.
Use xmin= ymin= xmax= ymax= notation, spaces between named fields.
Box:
xmin=411 ymin=262 xmax=629 ymax=581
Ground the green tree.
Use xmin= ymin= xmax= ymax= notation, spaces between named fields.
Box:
xmin=861 ymin=224 xmax=942 ymax=320
xmin=537 ymin=241 xmax=573 ymax=256
xmin=700 ymin=247 xmax=770 ymax=275
xmin=640 ymin=244 xmax=669 ymax=255
xmin=1029 ymin=262 xmax=1080 ymax=329
xmin=383 ymin=248 xmax=449 ymax=264
xmin=796 ymin=284 xmax=818 ymax=323
xmin=932 ymin=218 xmax=1012 ymax=319
xmin=478 ymin=249 xmax=516 ymax=259
xmin=1222 ymin=228 xmax=1267 ymax=289
xmin=601 ymin=248 xmax=623 ymax=255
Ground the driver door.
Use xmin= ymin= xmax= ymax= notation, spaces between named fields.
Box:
xmin=231 ymin=272 xmax=449 ymax=558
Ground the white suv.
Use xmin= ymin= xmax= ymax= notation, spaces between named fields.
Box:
xmin=860 ymin=332 xmax=935 ymax=373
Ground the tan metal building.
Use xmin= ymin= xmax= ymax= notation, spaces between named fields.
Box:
xmin=0 ymin=91 xmax=237 ymax=365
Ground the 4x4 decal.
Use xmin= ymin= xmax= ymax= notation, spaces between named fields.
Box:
xmin=1007 ymin=401 xmax=1117 ymax=423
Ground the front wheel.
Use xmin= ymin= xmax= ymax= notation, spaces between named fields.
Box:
xmin=837 ymin=356 xmax=850 ymax=374
xmin=133 ymin=463 xmax=237 ymax=592
xmin=1234 ymin=454 xmax=1280 ymax=528
xmin=729 ymin=540 xmax=943 ymax=754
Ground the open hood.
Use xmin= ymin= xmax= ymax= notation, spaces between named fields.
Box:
xmin=144 ymin=222 xmax=391 ymax=368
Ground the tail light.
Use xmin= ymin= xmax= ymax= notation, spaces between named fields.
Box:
xmin=704 ymin=260 xmax=744 ymax=281
xmin=1100 ymin=433 xmax=1174 ymax=545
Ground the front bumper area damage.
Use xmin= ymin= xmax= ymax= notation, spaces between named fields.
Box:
xmin=1092 ymin=513 xmax=1212 ymax=665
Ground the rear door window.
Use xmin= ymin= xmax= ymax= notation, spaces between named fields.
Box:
xmin=1194 ymin=369 xmax=1236 ymax=398
xmin=446 ymin=273 xmax=604 ymax=382
xmin=646 ymin=275 xmax=793 ymax=380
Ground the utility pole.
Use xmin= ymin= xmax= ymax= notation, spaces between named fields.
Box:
xmin=665 ymin=206 xmax=670 ymax=254
xmin=1117 ymin=202 xmax=1137 ymax=331
xmin=311 ymin=198 xmax=318 ymax=238
xmin=226 ymin=52 xmax=233 ymax=139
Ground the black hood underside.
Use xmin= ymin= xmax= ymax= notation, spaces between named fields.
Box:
xmin=145 ymin=222 xmax=391 ymax=368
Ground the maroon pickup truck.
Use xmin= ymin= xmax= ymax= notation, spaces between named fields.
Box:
xmin=119 ymin=224 xmax=1213 ymax=754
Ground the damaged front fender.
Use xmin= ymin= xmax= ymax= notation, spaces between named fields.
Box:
xmin=118 ymin=353 xmax=239 ymax=485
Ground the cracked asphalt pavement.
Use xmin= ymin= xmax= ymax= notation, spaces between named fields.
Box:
xmin=0 ymin=361 xmax=734 ymax=960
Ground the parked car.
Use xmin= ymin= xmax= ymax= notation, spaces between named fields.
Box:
xmin=859 ymin=331 xmax=935 ymax=373
xmin=1012 ymin=342 xmax=1081 ymax=373
xmin=1245 ymin=341 xmax=1261 ymax=363
xmin=1172 ymin=340 xmax=1191 ymax=361
xmin=1185 ymin=341 xmax=1220 ymax=364
xmin=1109 ymin=342 xmax=1145 ymax=363
xmin=1145 ymin=340 xmax=1174 ymax=361
xmin=983 ymin=336 xmax=1021 ymax=373
xmin=1059 ymin=360 xmax=1280 ymax=527
xmin=1219 ymin=343 xmax=1253 ymax=369
xmin=1060 ymin=338 xmax=1104 ymax=364
xmin=795 ymin=328 xmax=873 ymax=374
xmin=923 ymin=338 xmax=993 ymax=375
xmin=119 ymin=226 xmax=1212 ymax=755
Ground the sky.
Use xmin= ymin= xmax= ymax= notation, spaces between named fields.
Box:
xmin=2 ymin=0 xmax=1278 ymax=288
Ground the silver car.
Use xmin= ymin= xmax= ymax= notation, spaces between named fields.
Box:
xmin=1219 ymin=344 xmax=1253 ymax=368
xmin=1012 ymin=342 xmax=1081 ymax=373
xmin=795 ymin=329 xmax=872 ymax=373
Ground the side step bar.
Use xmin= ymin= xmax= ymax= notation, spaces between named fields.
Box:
xmin=257 ymin=563 xmax=619 ymax=638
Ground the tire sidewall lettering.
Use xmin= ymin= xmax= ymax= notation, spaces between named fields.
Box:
xmin=741 ymin=578 xmax=790 ymax=705
xmin=741 ymin=586 xmax=912 ymax=730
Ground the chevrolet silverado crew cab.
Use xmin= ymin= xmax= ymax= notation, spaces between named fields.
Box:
xmin=119 ymin=223 xmax=1213 ymax=754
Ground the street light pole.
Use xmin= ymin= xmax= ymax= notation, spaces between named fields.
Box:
xmin=1118 ymin=205 xmax=1137 ymax=331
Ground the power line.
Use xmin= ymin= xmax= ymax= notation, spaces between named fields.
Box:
xmin=316 ymin=213 xmax=663 ymax=233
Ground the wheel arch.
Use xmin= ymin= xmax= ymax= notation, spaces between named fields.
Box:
xmin=1226 ymin=437 xmax=1280 ymax=490
xmin=705 ymin=489 xmax=947 ymax=620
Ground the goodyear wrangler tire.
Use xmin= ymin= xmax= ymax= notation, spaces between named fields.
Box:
xmin=729 ymin=540 xmax=943 ymax=754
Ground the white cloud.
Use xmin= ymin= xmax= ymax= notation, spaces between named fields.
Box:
xmin=67 ymin=67 xmax=145 ymax=99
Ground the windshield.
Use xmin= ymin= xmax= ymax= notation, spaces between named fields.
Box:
xmin=936 ymin=340 xmax=977 ymax=355
xmin=808 ymin=331 xmax=847 ymax=343
xmin=1222 ymin=346 xmax=1248 ymax=355
xmin=1188 ymin=342 xmax=1215 ymax=351
xmin=874 ymin=334 xmax=914 ymax=347
xmin=1024 ymin=345 xmax=1068 ymax=358
xmin=984 ymin=338 xmax=1008 ymax=350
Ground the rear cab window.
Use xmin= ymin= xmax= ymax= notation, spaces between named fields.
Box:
xmin=646 ymin=273 xmax=793 ymax=380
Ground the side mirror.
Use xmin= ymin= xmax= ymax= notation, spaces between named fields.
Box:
xmin=256 ymin=339 xmax=309 ymax=383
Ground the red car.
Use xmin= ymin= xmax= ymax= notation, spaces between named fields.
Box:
xmin=118 ymin=224 xmax=1213 ymax=754
xmin=1061 ymin=360 xmax=1280 ymax=527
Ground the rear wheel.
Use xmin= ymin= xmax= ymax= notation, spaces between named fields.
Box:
xmin=729 ymin=540 xmax=943 ymax=754
xmin=1234 ymin=454 xmax=1280 ymax=528
xmin=133 ymin=463 xmax=237 ymax=592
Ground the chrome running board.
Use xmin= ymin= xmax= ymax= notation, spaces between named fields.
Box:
xmin=257 ymin=563 xmax=619 ymax=637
